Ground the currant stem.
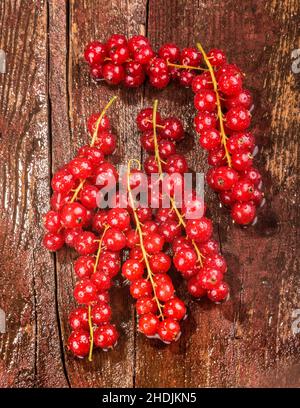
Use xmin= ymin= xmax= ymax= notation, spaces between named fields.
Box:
xmin=167 ymin=61 xmax=208 ymax=71
xmin=196 ymin=42 xmax=232 ymax=167
xmin=93 ymin=224 xmax=110 ymax=273
xmin=70 ymin=179 xmax=85 ymax=203
xmin=88 ymin=304 xmax=94 ymax=362
xmin=90 ymin=96 xmax=118 ymax=147
xmin=126 ymin=160 xmax=164 ymax=319
xmin=151 ymin=100 xmax=204 ymax=268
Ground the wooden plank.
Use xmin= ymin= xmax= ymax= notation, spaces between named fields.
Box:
xmin=134 ymin=0 xmax=300 ymax=387
xmin=0 ymin=0 xmax=67 ymax=387
xmin=49 ymin=0 xmax=147 ymax=387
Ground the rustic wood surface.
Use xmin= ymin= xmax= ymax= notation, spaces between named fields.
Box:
xmin=0 ymin=0 xmax=299 ymax=388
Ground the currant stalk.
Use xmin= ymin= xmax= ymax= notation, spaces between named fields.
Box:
xmin=126 ymin=159 xmax=164 ymax=319
xmin=196 ymin=42 xmax=232 ymax=167
xmin=151 ymin=99 xmax=204 ymax=267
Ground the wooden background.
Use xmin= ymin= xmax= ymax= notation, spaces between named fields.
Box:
xmin=0 ymin=0 xmax=299 ymax=388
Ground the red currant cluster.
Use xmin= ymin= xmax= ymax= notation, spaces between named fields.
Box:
xmin=43 ymin=98 xmax=122 ymax=359
xmin=84 ymin=34 xmax=206 ymax=89
xmin=136 ymin=103 xmax=229 ymax=303
xmin=193 ymin=43 xmax=264 ymax=225
xmin=84 ymin=36 xmax=264 ymax=225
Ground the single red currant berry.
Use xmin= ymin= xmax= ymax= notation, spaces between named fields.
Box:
xmin=90 ymin=63 xmax=103 ymax=80
xmin=208 ymin=147 xmax=227 ymax=167
xmin=129 ymin=247 xmax=145 ymax=266
xmin=160 ymin=117 xmax=184 ymax=141
xmin=43 ymin=232 xmax=64 ymax=251
xmin=218 ymin=72 xmax=242 ymax=96
xmin=172 ymin=236 xmax=193 ymax=253
xmin=231 ymin=202 xmax=256 ymax=225
xmin=142 ymin=220 xmax=159 ymax=235
xmin=63 ymin=227 xmax=82 ymax=247
xmin=149 ymin=252 xmax=171 ymax=274
xmin=133 ymin=45 xmax=154 ymax=64
xmin=68 ymin=329 xmax=90 ymax=357
xmin=211 ymin=166 xmax=239 ymax=191
xmin=155 ymin=277 xmax=174 ymax=302
xmin=215 ymin=63 xmax=242 ymax=81
xmin=91 ymin=271 xmax=112 ymax=291
xmin=231 ymin=151 xmax=253 ymax=171
xmin=51 ymin=168 xmax=75 ymax=193
xmin=194 ymin=90 xmax=217 ymax=112
xmin=164 ymin=297 xmax=186 ymax=320
xmin=187 ymin=276 xmax=207 ymax=298
xmin=158 ymin=43 xmax=180 ymax=62
xmin=155 ymin=208 xmax=177 ymax=224
xmin=69 ymin=307 xmax=89 ymax=331
xmin=79 ymin=184 xmax=99 ymax=210
xmin=68 ymin=157 xmax=93 ymax=179
xmin=173 ymin=248 xmax=197 ymax=272
xmin=130 ymin=278 xmax=153 ymax=299
xmin=140 ymin=130 xmax=156 ymax=153
xmin=87 ymin=113 xmax=110 ymax=134
xmin=199 ymin=128 xmax=221 ymax=150
xmin=252 ymin=188 xmax=264 ymax=206
xmin=147 ymin=57 xmax=168 ymax=76
xmin=109 ymin=45 xmax=130 ymax=65
xmin=97 ymin=291 xmax=110 ymax=304
xmin=50 ymin=191 xmax=72 ymax=211
xmin=128 ymin=35 xmax=149 ymax=53
xmin=122 ymin=259 xmax=144 ymax=282
xmin=74 ymin=255 xmax=95 ymax=279
xmin=186 ymin=217 xmax=213 ymax=243
xmin=136 ymin=108 xmax=163 ymax=132
xmin=204 ymin=254 xmax=227 ymax=274
xmin=178 ymin=70 xmax=195 ymax=87
xmin=125 ymin=229 xmax=139 ymax=248
xmin=93 ymin=162 xmax=118 ymax=188
xmin=227 ymin=132 xmax=255 ymax=154
xmin=164 ymin=154 xmax=188 ymax=174
xmin=91 ymin=301 xmax=112 ymax=325
xmin=74 ymin=231 xmax=98 ymax=255
xmin=73 ymin=279 xmax=98 ymax=304
xmin=224 ymin=89 xmax=253 ymax=110
xmin=95 ymin=131 xmax=117 ymax=155
xmin=60 ymin=202 xmax=87 ymax=229
xmin=43 ymin=210 xmax=61 ymax=233
xmin=138 ymin=313 xmax=159 ymax=336
xmin=180 ymin=266 xmax=200 ymax=280
xmin=194 ymin=111 xmax=217 ymax=133
xmin=124 ymin=60 xmax=143 ymax=76
xmin=102 ymin=62 xmax=125 ymax=85
xmin=143 ymin=232 xmax=165 ymax=254
xmin=107 ymin=208 xmax=130 ymax=230
xmin=225 ymin=107 xmax=251 ymax=131
xmin=106 ymin=34 xmax=127 ymax=51
xmin=192 ymin=72 xmax=213 ymax=93
xmin=79 ymin=146 xmax=105 ymax=166
xmin=207 ymin=48 xmax=226 ymax=66
xmin=232 ymin=179 xmax=255 ymax=202
xmin=158 ymin=139 xmax=176 ymax=159
xmin=242 ymin=167 xmax=262 ymax=187
xmin=158 ymin=318 xmax=181 ymax=343
xmin=84 ymin=41 xmax=107 ymax=65
xmin=94 ymin=324 xmax=119 ymax=349
xmin=198 ymin=268 xmax=223 ymax=290
xmin=158 ymin=220 xmax=181 ymax=243
xmin=149 ymin=72 xmax=170 ymax=89
xmin=207 ymin=281 xmax=230 ymax=302
xmin=97 ymin=252 xmax=121 ymax=277
xmin=180 ymin=47 xmax=201 ymax=66
xmin=219 ymin=190 xmax=236 ymax=207
xmin=198 ymin=239 xmax=220 ymax=256
xmin=103 ymin=228 xmax=127 ymax=251
xmin=136 ymin=297 xmax=158 ymax=315
xmin=92 ymin=210 xmax=108 ymax=233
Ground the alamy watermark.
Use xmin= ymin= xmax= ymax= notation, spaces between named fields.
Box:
xmin=0 ymin=49 xmax=6 ymax=74
xmin=291 ymin=309 xmax=300 ymax=335
xmin=291 ymin=49 xmax=300 ymax=74
xmin=0 ymin=308 xmax=5 ymax=333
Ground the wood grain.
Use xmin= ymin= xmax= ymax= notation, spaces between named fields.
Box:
xmin=0 ymin=0 xmax=299 ymax=388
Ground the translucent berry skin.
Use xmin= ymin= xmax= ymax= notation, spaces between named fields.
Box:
xmin=231 ymin=202 xmax=256 ymax=225
xmin=194 ymin=111 xmax=217 ymax=133
xmin=155 ymin=277 xmax=174 ymax=302
xmin=207 ymin=281 xmax=230 ymax=302
xmin=91 ymin=271 xmax=112 ymax=291
xmin=149 ymin=72 xmax=170 ymax=89
xmin=107 ymin=208 xmax=130 ymax=230
xmin=210 ymin=166 xmax=239 ymax=191
xmin=138 ymin=313 xmax=159 ymax=336
xmin=198 ymin=239 xmax=220 ymax=256
xmin=94 ymin=324 xmax=119 ymax=349
xmin=187 ymin=276 xmax=207 ymax=298
xmin=158 ymin=43 xmax=180 ymax=62
xmin=87 ymin=113 xmax=110 ymax=134
xmin=173 ymin=248 xmax=197 ymax=272
xmin=218 ymin=72 xmax=242 ymax=96
xmin=204 ymin=254 xmax=227 ymax=274
xmin=192 ymin=72 xmax=213 ymax=93
xmin=128 ymin=35 xmax=149 ymax=54
xmin=179 ymin=70 xmax=195 ymax=87
xmin=232 ymin=179 xmax=255 ymax=202
xmin=51 ymin=169 xmax=74 ymax=193
xmin=79 ymin=185 xmax=99 ymax=210
xmin=136 ymin=108 xmax=163 ymax=132
xmin=44 ymin=210 xmax=61 ymax=233
xmin=95 ymin=131 xmax=117 ymax=155
xmin=231 ymin=151 xmax=253 ymax=171
xmin=91 ymin=301 xmax=112 ymax=325
xmin=74 ymin=255 xmax=95 ymax=279
xmin=74 ymin=231 xmax=98 ymax=255
xmin=92 ymin=210 xmax=108 ymax=233
xmin=224 ymin=89 xmax=253 ymax=110
xmin=143 ymin=233 xmax=165 ymax=254
xmin=109 ymin=45 xmax=129 ymax=65
xmin=149 ymin=252 xmax=171 ymax=273
xmin=107 ymin=34 xmax=127 ymax=51
xmin=160 ymin=117 xmax=184 ymax=141
xmin=164 ymin=154 xmax=188 ymax=174
xmin=102 ymin=62 xmax=125 ymax=85
xmin=68 ymin=157 xmax=93 ymax=179
xmin=163 ymin=297 xmax=186 ymax=320
xmin=186 ymin=217 xmax=213 ymax=243
xmin=198 ymin=268 xmax=223 ymax=290
xmin=194 ymin=90 xmax=217 ymax=112
xmin=97 ymin=252 xmax=121 ymax=277
xmin=122 ymin=259 xmax=144 ymax=282
xmin=60 ymin=203 xmax=87 ymax=229
xmin=207 ymin=48 xmax=226 ymax=67
xmin=68 ymin=329 xmax=90 ymax=357
xmin=130 ymin=278 xmax=153 ymax=299
xmin=69 ymin=307 xmax=89 ymax=331
xmin=73 ymin=279 xmax=98 ymax=305
xmin=199 ymin=128 xmax=221 ymax=150
xmin=103 ymin=228 xmax=127 ymax=251
xmin=158 ymin=318 xmax=181 ymax=343
xmin=136 ymin=297 xmax=158 ymax=315
xmin=180 ymin=47 xmax=202 ymax=66
xmin=84 ymin=41 xmax=107 ymax=65
xmin=225 ymin=107 xmax=251 ymax=131
xmin=43 ymin=232 xmax=64 ymax=251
